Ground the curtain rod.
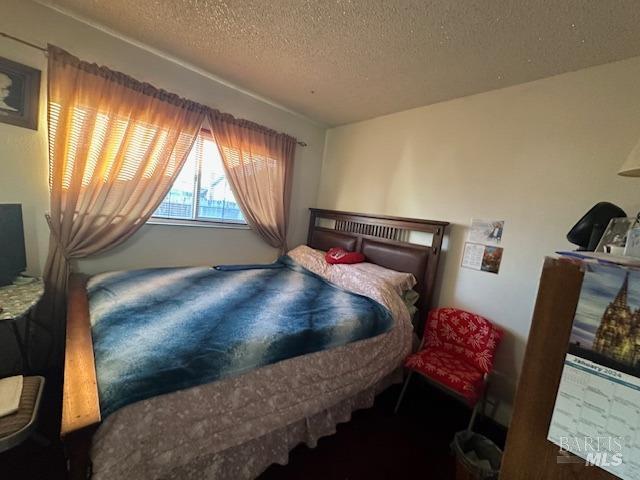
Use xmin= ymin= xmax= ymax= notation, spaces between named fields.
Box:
xmin=0 ymin=31 xmax=47 ymax=52
xmin=0 ymin=31 xmax=308 ymax=147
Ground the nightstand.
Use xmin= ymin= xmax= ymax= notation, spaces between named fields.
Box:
xmin=0 ymin=278 xmax=45 ymax=372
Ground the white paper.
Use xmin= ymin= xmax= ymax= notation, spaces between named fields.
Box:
xmin=461 ymin=242 xmax=484 ymax=270
xmin=0 ymin=375 xmax=23 ymax=418
xmin=469 ymin=219 xmax=504 ymax=246
xmin=548 ymin=354 xmax=639 ymax=478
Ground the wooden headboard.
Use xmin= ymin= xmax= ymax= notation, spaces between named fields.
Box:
xmin=306 ymin=209 xmax=449 ymax=333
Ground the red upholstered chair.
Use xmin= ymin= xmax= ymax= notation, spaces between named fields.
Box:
xmin=394 ymin=308 xmax=503 ymax=430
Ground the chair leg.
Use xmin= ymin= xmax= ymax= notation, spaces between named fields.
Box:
xmin=467 ymin=401 xmax=480 ymax=432
xmin=470 ymin=374 xmax=491 ymax=431
xmin=393 ymin=371 xmax=413 ymax=414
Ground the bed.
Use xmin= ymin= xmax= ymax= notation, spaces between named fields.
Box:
xmin=61 ymin=209 xmax=448 ymax=479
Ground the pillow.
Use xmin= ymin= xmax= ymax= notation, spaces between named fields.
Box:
xmin=288 ymin=245 xmax=332 ymax=278
xmin=349 ymin=262 xmax=417 ymax=296
xmin=401 ymin=290 xmax=420 ymax=316
xmin=325 ymin=247 xmax=365 ymax=265
xmin=402 ymin=289 xmax=419 ymax=306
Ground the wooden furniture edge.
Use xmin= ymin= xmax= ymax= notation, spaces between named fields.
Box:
xmin=309 ymin=207 xmax=450 ymax=228
xmin=62 ymin=273 xmax=100 ymax=478
xmin=501 ymin=256 xmax=617 ymax=479
xmin=62 ymin=273 xmax=101 ymax=438
xmin=501 ymin=257 xmax=581 ymax=477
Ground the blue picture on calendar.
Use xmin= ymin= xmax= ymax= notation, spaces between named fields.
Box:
xmin=569 ymin=262 xmax=640 ymax=377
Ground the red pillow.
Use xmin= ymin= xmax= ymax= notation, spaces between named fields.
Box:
xmin=325 ymin=247 xmax=365 ymax=265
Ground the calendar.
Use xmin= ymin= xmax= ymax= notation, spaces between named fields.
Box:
xmin=548 ymin=262 xmax=640 ymax=479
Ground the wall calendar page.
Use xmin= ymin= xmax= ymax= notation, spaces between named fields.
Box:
xmin=548 ymin=262 xmax=640 ymax=479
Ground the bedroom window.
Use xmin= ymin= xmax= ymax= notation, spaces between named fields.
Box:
xmin=151 ymin=130 xmax=246 ymax=226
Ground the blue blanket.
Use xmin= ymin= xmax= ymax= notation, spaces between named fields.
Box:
xmin=88 ymin=256 xmax=393 ymax=418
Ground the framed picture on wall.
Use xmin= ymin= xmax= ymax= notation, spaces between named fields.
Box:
xmin=0 ymin=56 xmax=40 ymax=130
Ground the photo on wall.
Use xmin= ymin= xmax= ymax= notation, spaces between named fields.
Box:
xmin=481 ymin=246 xmax=503 ymax=274
xmin=0 ymin=56 xmax=40 ymax=130
xmin=469 ymin=219 xmax=504 ymax=246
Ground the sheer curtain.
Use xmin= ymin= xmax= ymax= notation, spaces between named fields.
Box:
xmin=44 ymin=46 xmax=205 ymax=362
xmin=208 ymin=112 xmax=296 ymax=252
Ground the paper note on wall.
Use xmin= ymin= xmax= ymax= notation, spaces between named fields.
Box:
xmin=462 ymin=243 xmax=484 ymax=270
xmin=461 ymin=242 xmax=503 ymax=274
xmin=462 ymin=219 xmax=505 ymax=274
xmin=469 ymin=219 xmax=504 ymax=246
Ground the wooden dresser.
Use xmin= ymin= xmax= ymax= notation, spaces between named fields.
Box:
xmin=500 ymin=257 xmax=618 ymax=480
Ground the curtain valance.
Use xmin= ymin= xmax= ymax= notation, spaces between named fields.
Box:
xmin=47 ymin=46 xmax=297 ymax=143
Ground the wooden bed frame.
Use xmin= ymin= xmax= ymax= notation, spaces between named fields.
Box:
xmin=61 ymin=208 xmax=448 ymax=478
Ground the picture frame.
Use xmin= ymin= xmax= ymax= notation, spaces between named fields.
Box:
xmin=624 ymin=226 xmax=640 ymax=258
xmin=0 ymin=56 xmax=41 ymax=130
xmin=595 ymin=217 xmax=637 ymax=255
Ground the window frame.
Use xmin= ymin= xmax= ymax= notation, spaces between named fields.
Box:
xmin=150 ymin=128 xmax=248 ymax=228
xmin=147 ymin=216 xmax=250 ymax=229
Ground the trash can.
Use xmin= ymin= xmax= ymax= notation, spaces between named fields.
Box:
xmin=451 ymin=430 xmax=502 ymax=480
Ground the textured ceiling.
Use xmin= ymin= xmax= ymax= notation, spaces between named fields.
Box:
xmin=42 ymin=0 xmax=640 ymax=126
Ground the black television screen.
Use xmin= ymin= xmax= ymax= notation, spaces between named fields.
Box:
xmin=0 ymin=204 xmax=27 ymax=286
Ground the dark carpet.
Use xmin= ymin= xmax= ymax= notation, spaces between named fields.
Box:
xmin=1 ymin=372 xmax=506 ymax=480
xmin=260 ymin=381 xmax=506 ymax=480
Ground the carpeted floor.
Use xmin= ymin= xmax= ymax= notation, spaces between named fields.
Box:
xmin=1 ymin=373 xmax=506 ymax=479
xmin=260 ymin=381 xmax=506 ymax=480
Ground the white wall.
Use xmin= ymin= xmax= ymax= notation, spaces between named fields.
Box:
xmin=317 ymin=57 xmax=640 ymax=425
xmin=0 ymin=0 xmax=326 ymax=373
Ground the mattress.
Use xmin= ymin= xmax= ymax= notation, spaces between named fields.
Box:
xmin=90 ymin=245 xmax=413 ymax=479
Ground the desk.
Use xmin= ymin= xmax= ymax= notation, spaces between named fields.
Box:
xmin=0 ymin=278 xmax=45 ymax=372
